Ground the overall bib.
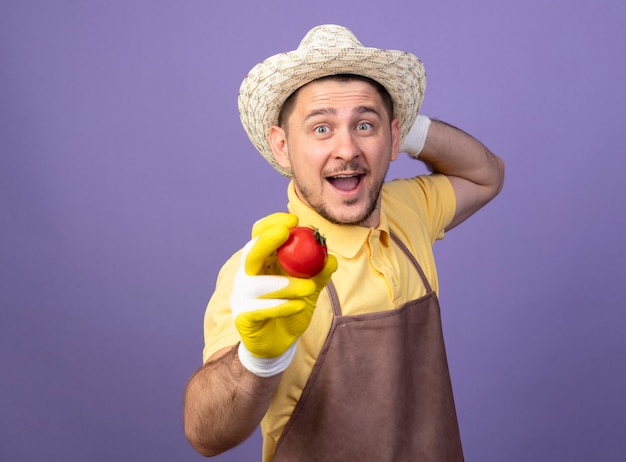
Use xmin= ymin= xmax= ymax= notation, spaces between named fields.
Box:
xmin=272 ymin=233 xmax=464 ymax=461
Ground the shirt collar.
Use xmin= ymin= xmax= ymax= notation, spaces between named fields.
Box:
xmin=286 ymin=181 xmax=390 ymax=259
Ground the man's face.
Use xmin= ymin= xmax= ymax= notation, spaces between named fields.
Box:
xmin=269 ymin=78 xmax=400 ymax=228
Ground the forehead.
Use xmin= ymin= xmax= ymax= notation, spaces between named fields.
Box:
xmin=291 ymin=78 xmax=386 ymax=114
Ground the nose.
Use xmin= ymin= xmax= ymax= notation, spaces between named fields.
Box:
xmin=333 ymin=129 xmax=361 ymax=161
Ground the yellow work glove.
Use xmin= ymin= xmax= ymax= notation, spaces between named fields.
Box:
xmin=230 ymin=213 xmax=337 ymax=377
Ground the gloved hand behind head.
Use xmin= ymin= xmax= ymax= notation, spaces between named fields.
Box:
xmin=230 ymin=213 xmax=338 ymax=377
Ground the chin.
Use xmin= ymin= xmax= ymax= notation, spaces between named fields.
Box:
xmin=327 ymin=204 xmax=377 ymax=227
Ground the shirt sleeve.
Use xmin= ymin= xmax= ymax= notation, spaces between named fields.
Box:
xmin=202 ymin=251 xmax=242 ymax=364
xmin=382 ymin=174 xmax=456 ymax=243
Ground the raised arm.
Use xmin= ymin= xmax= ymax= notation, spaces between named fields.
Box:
xmin=402 ymin=117 xmax=505 ymax=230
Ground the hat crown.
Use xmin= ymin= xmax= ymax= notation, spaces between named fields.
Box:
xmin=298 ymin=24 xmax=363 ymax=51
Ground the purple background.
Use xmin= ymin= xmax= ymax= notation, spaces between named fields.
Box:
xmin=1 ymin=1 xmax=625 ymax=460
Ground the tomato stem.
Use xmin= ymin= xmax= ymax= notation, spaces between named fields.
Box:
xmin=313 ymin=227 xmax=326 ymax=247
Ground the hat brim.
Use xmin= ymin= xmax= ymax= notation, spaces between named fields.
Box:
xmin=238 ymin=46 xmax=426 ymax=177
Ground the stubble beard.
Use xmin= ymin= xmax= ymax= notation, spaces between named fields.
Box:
xmin=292 ymin=162 xmax=389 ymax=227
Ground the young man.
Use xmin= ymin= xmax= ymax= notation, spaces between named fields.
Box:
xmin=184 ymin=24 xmax=504 ymax=461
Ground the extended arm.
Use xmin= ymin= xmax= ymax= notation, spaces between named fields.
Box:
xmin=183 ymin=346 xmax=281 ymax=456
xmin=402 ymin=117 xmax=505 ymax=230
xmin=183 ymin=213 xmax=337 ymax=456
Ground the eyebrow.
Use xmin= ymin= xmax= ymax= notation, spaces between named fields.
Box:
xmin=304 ymin=105 xmax=382 ymax=122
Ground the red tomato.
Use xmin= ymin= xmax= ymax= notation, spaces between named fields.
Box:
xmin=277 ymin=227 xmax=328 ymax=278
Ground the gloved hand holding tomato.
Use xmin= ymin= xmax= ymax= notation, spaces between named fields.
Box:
xmin=230 ymin=212 xmax=337 ymax=377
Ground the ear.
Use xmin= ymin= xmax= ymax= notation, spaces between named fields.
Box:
xmin=390 ymin=118 xmax=400 ymax=161
xmin=269 ymin=125 xmax=291 ymax=169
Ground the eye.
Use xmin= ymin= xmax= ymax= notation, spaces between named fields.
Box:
xmin=314 ymin=125 xmax=329 ymax=134
xmin=356 ymin=122 xmax=372 ymax=131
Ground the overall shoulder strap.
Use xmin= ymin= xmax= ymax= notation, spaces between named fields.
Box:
xmin=389 ymin=232 xmax=434 ymax=294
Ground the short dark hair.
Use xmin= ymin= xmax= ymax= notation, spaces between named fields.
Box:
xmin=277 ymin=74 xmax=394 ymax=129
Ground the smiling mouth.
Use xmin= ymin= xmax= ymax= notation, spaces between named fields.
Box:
xmin=326 ymin=174 xmax=364 ymax=192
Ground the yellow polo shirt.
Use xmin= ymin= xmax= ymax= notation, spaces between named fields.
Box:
xmin=202 ymin=174 xmax=456 ymax=461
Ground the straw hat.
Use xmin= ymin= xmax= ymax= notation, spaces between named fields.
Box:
xmin=238 ymin=24 xmax=426 ymax=177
